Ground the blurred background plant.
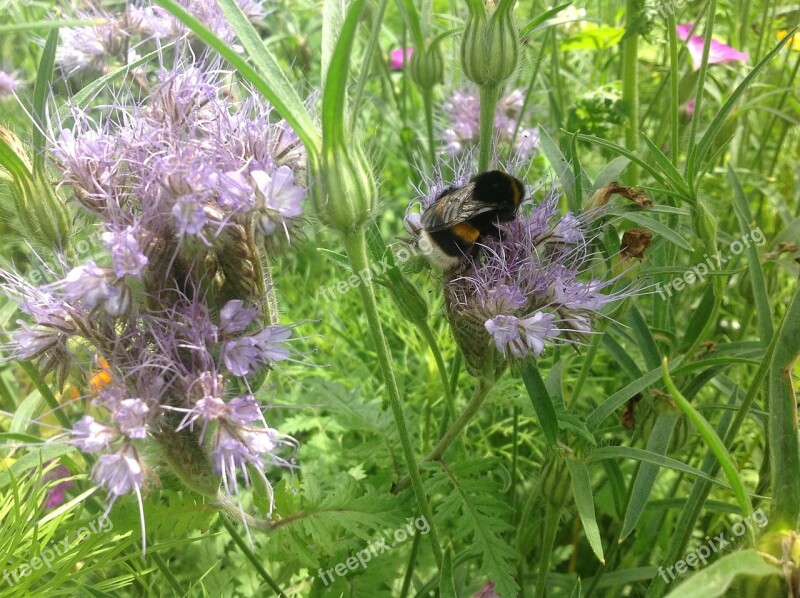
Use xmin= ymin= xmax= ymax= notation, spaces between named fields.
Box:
xmin=0 ymin=0 xmax=798 ymax=596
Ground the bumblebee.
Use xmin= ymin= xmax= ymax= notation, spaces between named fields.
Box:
xmin=418 ymin=170 xmax=525 ymax=270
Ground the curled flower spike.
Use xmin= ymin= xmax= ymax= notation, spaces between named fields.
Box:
xmin=0 ymin=57 xmax=306 ymax=547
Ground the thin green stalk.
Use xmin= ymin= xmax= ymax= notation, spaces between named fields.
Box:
xmin=686 ymin=0 xmax=717 ymax=188
xmin=418 ymin=322 xmax=457 ymax=435
xmin=400 ymin=531 xmax=422 ymax=598
xmin=478 ymin=85 xmax=500 ymax=171
xmin=341 ymin=231 xmax=443 ymax=569
xmin=394 ymin=374 xmax=495 ymax=491
xmin=351 ymin=0 xmax=389 ymax=125
xmin=666 ymin=12 xmax=680 ymax=165
xmin=535 ymin=504 xmax=563 ymax=598
xmin=221 ymin=517 xmax=286 ymax=597
xmin=422 ymin=87 xmax=437 ymax=166
xmin=425 ymin=373 xmax=494 ymax=464
xmin=622 ymin=0 xmax=640 ymax=184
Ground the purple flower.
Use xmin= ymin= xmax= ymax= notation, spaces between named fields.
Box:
xmin=61 ymin=261 xmax=112 ymax=310
xmin=389 ymin=47 xmax=413 ymax=70
xmin=71 ymin=416 xmax=118 ymax=453
xmin=227 ymin=395 xmax=262 ymax=425
xmin=471 ymin=581 xmax=501 ymax=598
xmin=219 ymin=300 xmax=259 ymax=335
xmin=113 ymin=398 xmax=150 ymax=439
xmin=251 ymin=166 xmax=305 ymax=236
xmin=0 ymin=71 xmax=20 ymax=97
xmin=409 ymin=167 xmax=636 ymax=363
xmin=442 ymin=89 xmax=539 ymax=158
xmin=103 ymin=227 xmax=149 ymax=278
xmin=93 ymin=445 xmax=143 ymax=497
xmin=485 ymin=312 xmax=558 ymax=358
xmin=676 ymin=24 xmax=749 ymax=71
xmin=222 ymin=337 xmax=262 ymax=376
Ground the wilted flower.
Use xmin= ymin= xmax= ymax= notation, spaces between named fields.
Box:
xmin=442 ymin=89 xmax=539 ymax=159
xmin=676 ymin=24 xmax=749 ymax=71
xmin=389 ymin=47 xmax=413 ymax=70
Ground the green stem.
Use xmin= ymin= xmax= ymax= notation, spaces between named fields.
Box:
xmin=399 ymin=530 xmax=422 ymax=598
xmin=622 ymin=0 xmax=640 ymax=184
xmin=766 ymin=285 xmax=800 ymax=532
xmin=394 ymin=374 xmax=495 ymax=491
xmin=535 ymin=504 xmax=563 ymax=598
xmin=418 ymin=322 xmax=457 ymax=435
xmin=341 ymin=231 xmax=443 ymax=569
xmin=221 ymin=518 xmax=286 ymax=597
xmin=665 ymin=11 xmax=680 ymax=165
xmin=686 ymin=0 xmax=717 ymax=190
xmin=425 ymin=373 xmax=494 ymax=463
xmin=478 ymin=85 xmax=500 ymax=171
xmin=422 ymin=87 xmax=437 ymax=166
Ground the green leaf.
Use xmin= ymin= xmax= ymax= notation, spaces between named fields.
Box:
xmin=32 ymin=28 xmax=59 ymax=172
xmin=154 ymin=0 xmax=320 ymax=153
xmin=665 ymin=550 xmax=780 ymax=598
xmin=687 ymin=29 xmax=796 ymax=187
xmin=394 ymin=0 xmax=424 ymax=48
xmin=321 ymin=0 xmax=366 ymax=150
xmin=520 ymin=2 xmax=573 ymax=39
xmin=641 ymin=133 xmax=689 ymax=196
xmin=728 ymin=166 xmax=772 ymax=345
xmin=587 ymin=358 xmax=682 ymax=432
xmin=577 ymin=134 xmax=668 ymax=188
xmin=620 ymin=414 xmax=678 ymax=541
xmin=588 ymin=446 xmax=732 ymax=490
xmin=628 ymin=305 xmax=662 ymax=370
xmin=565 ymin=459 xmax=604 ymax=563
xmin=661 ymin=358 xmax=754 ymax=539
xmin=520 ymin=360 xmax=559 ymax=446
xmin=539 ymin=127 xmax=577 ymax=212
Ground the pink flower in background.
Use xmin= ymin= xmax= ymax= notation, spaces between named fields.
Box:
xmin=389 ymin=47 xmax=413 ymax=70
xmin=677 ymin=24 xmax=749 ymax=71
xmin=683 ymin=99 xmax=696 ymax=117
xmin=42 ymin=463 xmax=73 ymax=509
xmin=471 ymin=581 xmax=500 ymax=598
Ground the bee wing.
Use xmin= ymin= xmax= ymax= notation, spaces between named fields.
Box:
xmin=420 ymin=184 xmax=508 ymax=232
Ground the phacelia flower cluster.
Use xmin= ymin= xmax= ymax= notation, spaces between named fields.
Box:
xmin=442 ymin=89 xmax=539 ymax=159
xmin=1 ymin=60 xmax=305 ymax=528
xmin=407 ymin=165 xmax=633 ymax=372
xmin=56 ymin=0 xmax=270 ymax=75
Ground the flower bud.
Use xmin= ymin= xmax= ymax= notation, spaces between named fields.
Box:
xmin=313 ymin=144 xmax=376 ymax=234
xmin=387 ymin=271 xmax=429 ymax=325
xmin=461 ymin=1 xmax=519 ymax=88
xmin=540 ymin=451 xmax=572 ymax=508
xmin=410 ymin=42 xmax=444 ymax=90
xmin=691 ymin=199 xmax=716 ymax=253
xmin=0 ymin=127 xmax=72 ymax=251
